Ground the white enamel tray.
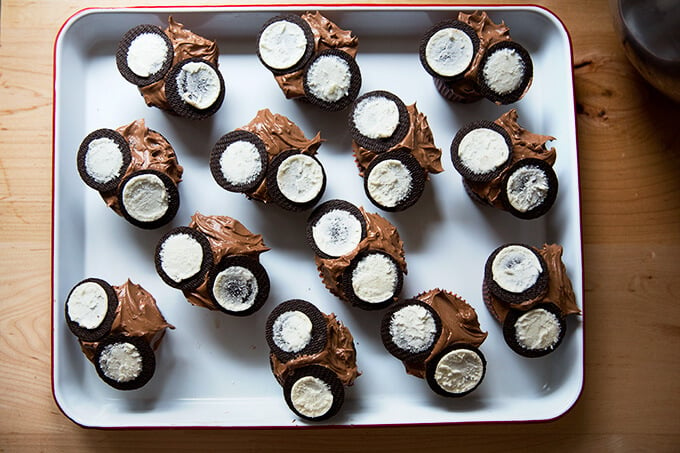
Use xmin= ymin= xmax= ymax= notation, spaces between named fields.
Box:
xmin=52 ymin=5 xmax=583 ymax=428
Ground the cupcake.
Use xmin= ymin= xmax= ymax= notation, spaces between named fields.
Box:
xmin=451 ymin=109 xmax=558 ymax=219
xmin=265 ymin=299 xmax=359 ymax=421
xmin=210 ymin=109 xmax=326 ymax=211
xmin=349 ymin=90 xmax=443 ymax=211
xmin=64 ymin=278 xmax=174 ymax=390
xmin=421 ymin=11 xmax=532 ymax=105
xmin=381 ymin=289 xmax=488 ymax=397
xmin=482 ymin=243 xmax=580 ymax=357
xmin=257 ymin=12 xmax=361 ymax=110
xmin=307 ymin=200 xmax=406 ymax=310
xmin=116 ymin=17 xmax=225 ymax=119
xmin=77 ymin=119 xmax=183 ymax=229
xmin=154 ymin=212 xmax=271 ymax=316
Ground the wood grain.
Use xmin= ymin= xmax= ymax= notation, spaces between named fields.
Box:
xmin=1 ymin=0 xmax=679 ymax=451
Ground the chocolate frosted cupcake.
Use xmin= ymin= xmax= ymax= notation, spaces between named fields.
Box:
xmin=117 ymin=17 xmax=225 ymax=119
xmin=65 ymin=278 xmax=174 ymax=390
xmin=265 ymin=299 xmax=359 ymax=421
xmin=452 ymin=109 xmax=558 ymax=219
xmin=257 ymin=11 xmax=361 ymax=109
xmin=349 ymin=90 xmax=443 ymax=211
xmin=77 ymin=119 xmax=183 ymax=229
xmin=308 ymin=200 xmax=406 ymax=310
xmin=210 ymin=109 xmax=326 ymax=211
xmin=155 ymin=212 xmax=271 ymax=316
xmin=381 ymin=289 xmax=488 ymax=397
xmin=482 ymin=243 xmax=580 ymax=357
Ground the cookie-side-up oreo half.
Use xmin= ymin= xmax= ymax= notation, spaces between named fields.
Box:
xmin=256 ymin=14 xmax=315 ymax=75
xmin=484 ymin=243 xmax=549 ymax=305
xmin=154 ymin=227 xmax=214 ymax=291
xmin=303 ymin=49 xmax=362 ymax=112
xmin=77 ymin=129 xmax=132 ymax=193
xmin=265 ymin=299 xmax=328 ymax=363
xmin=381 ymin=299 xmax=443 ymax=364
xmin=349 ymin=90 xmax=410 ymax=153
xmin=282 ymin=364 xmax=345 ymax=421
xmin=165 ymin=57 xmax=226 ymax=120
xmin=117 ymin=169 xmax=180 ymax=229
xmin=342 ymin=250 xmax=403 ymax=310
xmin=266 ymin=150 xmax=326 ymax=212
xmin=116 ymin=24 xmax=174 ymax=87
xmin=477 ymin=40 xmax=533 ymax=105
xmin=363 ymin=150 xmax=426 ymax=212
xmin=94 ymin=334 xmax=156 ymax=391
xmin=419 ymin=19 xmax=480 ymax=81
xmin=209 ymin=130 xmax=269 ymax=194
xmin=502 ymin=303 xmax=566 ymax=358
xmin=64 ymin=278 xmax=119 ymax=342
xmin=207 ymin=254 xmax=270 ymax=316
xmin=305 ymin=199 xmax=367 ymax=259
xmin=500 ymin=158 xmax=558 ymax=220
xmin=425 ymin=344 xmax=486 ymax=397
xmin=450 ymin=120 xmax=513 ymax=182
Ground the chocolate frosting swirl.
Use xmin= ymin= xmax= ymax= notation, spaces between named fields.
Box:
xmin=80 ymin=280 xmax=175 ymax=362
xmin=270 ymin=313 xmax=360 ymax=386
xmin=404 ymin=289 xmax=487 ymax=378
xmin=100 ymin=118 xmax=183 ymax=215
xmin=352 ymin=103 xmax=444 ymax=177
xmin=182 ymin=212 xmax=270 ymax=310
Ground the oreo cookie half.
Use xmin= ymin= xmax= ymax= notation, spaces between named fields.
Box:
xmin=419 ymin=20 xmax=480 ymax=81
xmin=303 ymin=49 xmax=362 ymax=112
xmin=342 ymin=250 xmax=403 ymax=310
xmin=77 ymin=129 xmax=132 ymax=193
xmin=210 ymin=130 xmax=268 ymax=193
xmin=116 ymin=24 xmax=174 ymax=87
xmin=155 ymin=227 xmax=214 ymax=291
xmin=349 ymin=90 xmax=410 ymax=153
xmin=500 ymin=158 xmax=558 ymax=220
xmin=165 ymin=57 xmax=226 ymax=120
xmin=425 ymin=344 xmax=486 ymax=397
xmin=503 ymin=303 xmax=566 ymax=357
xmin=478 ymin=41 xmax=533 ymax=105
xmin=117 ymin=169 xmax=180 ymax=229
xmin=265 ymin=299 xmax=328 ymax=363
xmin=381 ymin=299 xmax=442 ymax=364
xmin=283 ymin=365 xmax=345 ymax=421
xmin=208 ymin=255 xmax=270 ymax=316
xmin=450 ymin=120 xmax=513 ymax=182
xmin=363 ymin=150 xmax=426 ymax=212
xmin=64 ymin=278 xmax=118 ymax=342
xmin=266 ymin=150 xmax=326 ymax=212
xmin=484 ymin=243 xmax=548 ymax=305
xmin=94 ymin=334 xmax=156 ymax=390
xmin=306 ymin=199 xmax=366 ymax=259
xmin=257 ymin=14 xmax=315 ymax=75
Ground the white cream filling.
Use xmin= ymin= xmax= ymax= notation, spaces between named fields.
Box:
xmin=312 ymin=209 xmax=362 ymax=257
xmin=352 ymin=96 xmax=399 ymax=139
xmin=220 ymin=140 xmax=263 ymax=186
xmin=159 ymin=233 xmax=204 ymax=283
xmin=276 ymin=154 xmax=324 ymax=203
xmin=85 ymin=138 xmax=124 ymax=184
xmin=67 ymin=281 xmax=108 ymax=329
xmin=351 ymin=253 xmax=398 ymax=303
xmin=175 ymin=61 xmax=220 ymax=109
xmin=290 ymin=376 xmax=333 ymax=418
xmin=306 ymin=55 xmax=351 ymax=102
xmin=506 ymin=165 xmax=549 ymax=212
xmin=482 ymin=47 xmax=525 ymax=95
xmin=425 ymin=27 xmax=474 ymax=77
xmin=126 ymin=32 xmax=169 ymax=78
xmin=491 ymin=245 xmax=542 ymax=293
xmin=212 ymin=265 xmax=258 ymax=312
xmin=457 ymin=128 xmax=509 ymax=174
xmin=272 ymin=310 xmax=313 ymax=353
xmin=515 ymin=308 xmax=561 ymax=350
xmin=434 ymin=349 xmax=484 ymax=394
xmin=259 ymin=20 xmax=307 ymax=70
xmin=389 ymin=305 xmax=437 ymax=353
xmin=98 ymin=342 xmax=143 ymax=383
xmin=367 ymin=159 xmax=412 ymax=208
xmin=121 ymin=173 xmax=169 ymax=223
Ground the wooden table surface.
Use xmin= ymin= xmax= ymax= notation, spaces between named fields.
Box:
xmin=1 ymin=0 xmax=678 ymax=451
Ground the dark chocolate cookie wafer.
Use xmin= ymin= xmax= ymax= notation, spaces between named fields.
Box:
xmin=478 ymin=40 xmax=533 ymax=105
xmin=502 ymin=303 xmax=566 ymax=358
xmin=165 ymin=57 xmax=225 ymax=120
xmin=305 ymin=199 xmax=366 ymax=259
xmin=265 ymin=299 xmax=328 ymax=363
xmin=342 ymin=250 xmax=403 ymax=310
xmin=266 ymin=150 xmax=326 ymax=212
xmin=209 ymin=130 xmax=268 ymax=193
xmin=500 ymin=158 xmax=558 ymax=220
xmin=64 ymin=278 xmax=118 ymax=342
xmin=282 ymin=364 xmax=345 ymax=421
xmin=484 ymin=243 xmax=548 ymax=305
xmin=117 ymin=169 xmax=180 ymax=230
xmin=450 ymin=120 xmax=513 ymax=182
xmin=349 ymin=90 xmax=410 ymax=153
xmin=425 ymin=344 xmax=486 ymax=397
xmin=363 ymin=150 xmax=426 ymax=212
xmin=94 ymin=334 xmax=156 ymax=391
xmin=303 ymin=49 xmax=362 ymax=112
xmin=207 ymin=254 xmax=270 ymax=316
xmin=155 ymin=227 xmax=214 ymax=291
xmin=381 ymin=299 xmax=442 ymax=364
xmin=116 ymin=24 xmax=174 ymax=87
xmin=257 ymin=14 xmax=316 ymax=75
xmin=419 ymin=19 xmax=480 ymax=81
xmin=77 ymin=129 xmax=132 ymax=193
